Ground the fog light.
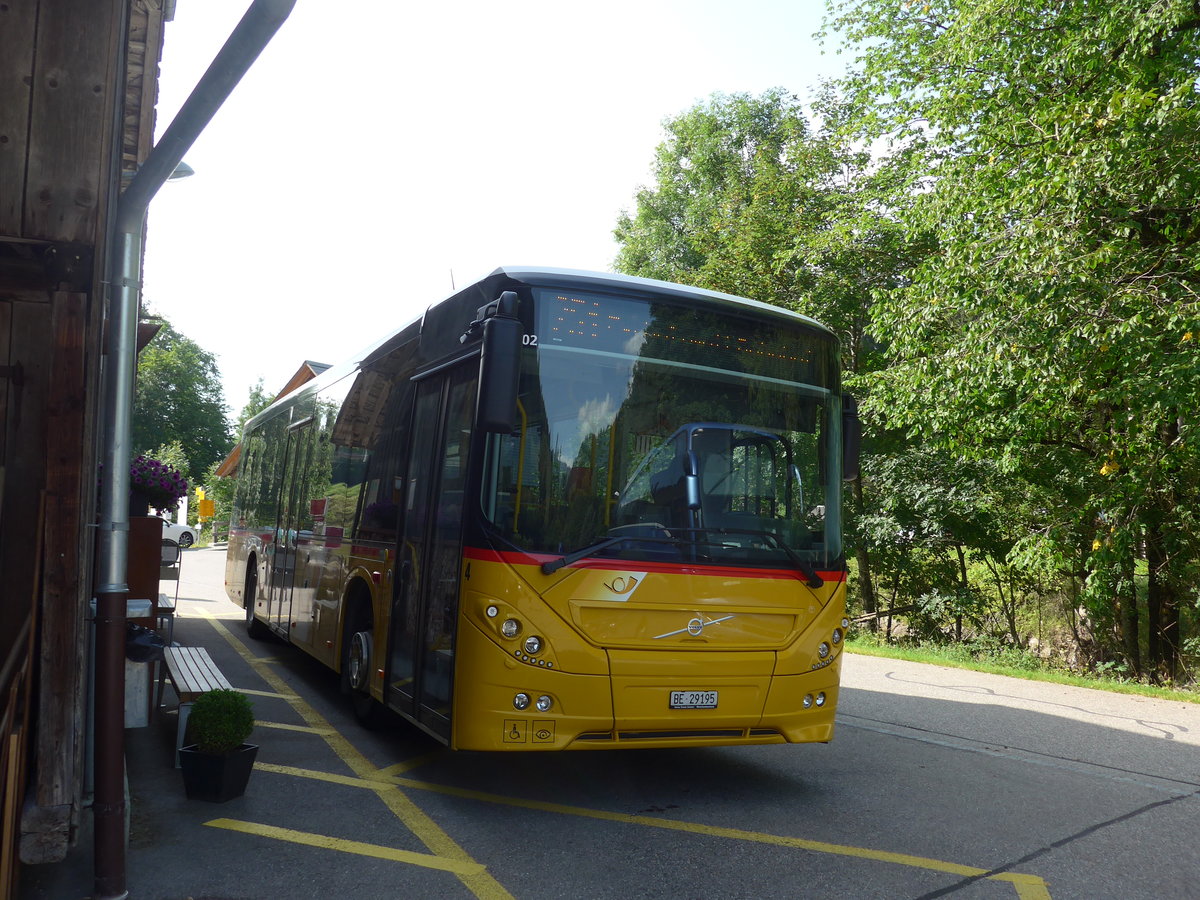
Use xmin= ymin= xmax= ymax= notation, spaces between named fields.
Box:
xmin=818 ymin=641 xmax=830 ymax=659
xmin=832 ymin=629 xmax=843 ymax=644
xmin=486 ymin=605 xmax=498 ymax=618
xmin=513 ymin=692 xmax=531 ymax=710
xmin=536 ymin=695 xmax=553 ymax=712
xmin=524 ymin=635 xmax=543 ymax=655
xmin=501 ymin=618 xmax=521 ymax=638
xmin=802 ymin=694 xmax=814 ymax=709
xmin=815 ymin=692 xmax=826 ymax=707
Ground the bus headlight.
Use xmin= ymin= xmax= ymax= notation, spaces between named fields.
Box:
xmin=524 ymin=635 xmax=543 ymax=655
xmin=802 ymin=694 xmax=814 ymax=709
xmin=501 ymin=618 xmax=521 ymax=639
xmin=536 ymin=695 xmax=553 ymax=712
xmin=513 ymin=692 xmax=531 ymax=710
xmin=817 ymin=641 xmax=830 ymax=659
xmin=832 ymin=629 xmax=843 ymax=644
xmin=815 ymin=692 xmax=826 ymax=707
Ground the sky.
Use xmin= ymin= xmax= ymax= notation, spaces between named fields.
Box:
xmin=142 ymin=0 xmax=852 ymax=417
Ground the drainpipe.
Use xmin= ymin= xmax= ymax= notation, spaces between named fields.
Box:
xmin=94 ymin=2 xmax=295 ymax=897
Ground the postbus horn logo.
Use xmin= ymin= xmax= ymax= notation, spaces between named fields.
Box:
xmin=604 ymin=575 xmax=639 ymax=595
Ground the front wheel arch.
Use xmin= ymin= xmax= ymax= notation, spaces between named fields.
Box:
xmin=340 ymin=582 xmax=386 ymax=728
xmin=244 ymin=555 xmax=269 ymax=639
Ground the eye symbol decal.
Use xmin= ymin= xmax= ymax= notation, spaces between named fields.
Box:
xmin=605 ymin=576 xmax=639 ymax=594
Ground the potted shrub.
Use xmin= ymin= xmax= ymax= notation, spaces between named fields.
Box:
xmin=178 ymin=688 xmax=258 ymax=802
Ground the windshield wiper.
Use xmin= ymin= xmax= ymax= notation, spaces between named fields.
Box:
xmin=705 ymin=528 xmax=825 ymax=589
xmin=541 ymin=531 xmax=689 ymax=574
xmin=540 ymin=529 xmax=825 ymax=589
xmin=541 ymin=536 xmax=630 ymax=574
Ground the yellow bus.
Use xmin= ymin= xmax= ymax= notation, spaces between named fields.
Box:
xmin=225 ymin=267 xmax=859 ymax=750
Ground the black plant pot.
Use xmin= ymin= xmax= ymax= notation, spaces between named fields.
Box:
xmin=178 ymin=743 xmax=259 ymax=803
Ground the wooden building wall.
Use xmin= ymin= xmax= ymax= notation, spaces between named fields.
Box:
xmin=0 ymin=0 xmax=167 ymax=889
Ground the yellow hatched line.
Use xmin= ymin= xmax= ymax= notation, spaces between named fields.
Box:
xmin=266 ymin=760 xmax=1051 ymax=898
xmin=252 ymin=720 xmax=335 ymax=735
xmin=386 ymin=775 xmax=1053 ymax=899
xmin=200 ymin=611 xmax=513 ymax=900
xmin=204 ymin=818 xmax=484 ymax=875
xmin=256 ymin=761 xmax=369 ymax=788
xmin=377 ymin=753 xmax=445 ymax=778
xmin=1011 ymin=880 xmax=1053 ymax=900
xmin=201 ymin=612 xmax=1049 ymax=900
xmin=238 ymin=687 xmax=299 ymax=700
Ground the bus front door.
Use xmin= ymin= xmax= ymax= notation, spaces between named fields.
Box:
xmin=387 ymin=364 xmax=477 ymax=741
xmin=266 ymin=415 xmax=315 ymax=638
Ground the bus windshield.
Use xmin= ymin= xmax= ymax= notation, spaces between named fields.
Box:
xmin=481 ymin=286 xmax=843 ymax=569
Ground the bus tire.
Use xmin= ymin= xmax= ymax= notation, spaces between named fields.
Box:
xmin=244 ymin=564 xmax=269 ymax=640
xmin=341 ymin=595 xmax=386 ymax=729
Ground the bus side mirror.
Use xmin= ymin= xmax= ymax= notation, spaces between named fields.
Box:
xmin=842 ymin=394 xmax=861 ymax=482
xmin=477 ymin=292 xmax=522 ymax=433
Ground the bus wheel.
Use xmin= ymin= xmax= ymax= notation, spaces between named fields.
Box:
xmin=244 ymin=565 xmax=269 ymax=639
xmin=342 ymin=602 xmax=386 ymax=728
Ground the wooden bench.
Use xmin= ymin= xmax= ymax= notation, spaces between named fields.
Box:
xmin=157 ymin=646 xmax=233 ymax=766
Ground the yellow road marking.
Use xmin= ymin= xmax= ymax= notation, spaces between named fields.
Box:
xmin=255 ymin=761 xmax=372 ymax=788
xmin=200 ymin=612 xmax=1050 ymax=899
xmin=1012 ymin=880 xmax=1053 ymax=900
xmin=252 ymin=720 xmax=336 ymax=735
xmin=238 ymin=687 xmax=299 ymax=700
xmin=384 ymin=774 xmax=1051 ymax=895
xmin=204 ymin=818 xmax=484 ymax=875
xmin=200 ymin=612 xmax=513 ymax=900
xmin=377 ymin=752 xmax=444 ymax=777
xmin=261 ymin=760 xmax=1052 ymax=898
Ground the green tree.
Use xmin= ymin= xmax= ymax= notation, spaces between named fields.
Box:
xmin=235 ymin=378 xmax=272 ymax=438
xmin=146 ymin=439 xmax=189 ymax=479
xmin=615 ymin=88 xmax=910 ymax=354
xmin=200 ymin=379 xmax=276 ymax=535
xmin=134 ymin=320 xmax=233 ymax=485
xmin=828 ymin=0 xmax=1200 ymax=677
xmin=614 ymin=87 xmax=932 ymax=627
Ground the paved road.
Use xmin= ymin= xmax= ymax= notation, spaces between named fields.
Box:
xmin=21 ymin=546 xmax=1200 ymax=899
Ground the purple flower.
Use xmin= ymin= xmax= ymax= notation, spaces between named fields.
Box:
xmin=128 ymin=455 xmax=188 ymax=512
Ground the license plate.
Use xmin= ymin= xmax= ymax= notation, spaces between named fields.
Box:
xmin=670 ymin=690 xmax=717 ymax=709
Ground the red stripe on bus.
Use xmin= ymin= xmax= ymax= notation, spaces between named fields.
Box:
xmin=463 ymin=545 xmax=846 ymax=583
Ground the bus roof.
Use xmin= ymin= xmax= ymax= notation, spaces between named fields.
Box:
xmin=491 ymin=266 xmax=835 ymax=337
xmin=246 ymin=267 xmax=836 ymax=430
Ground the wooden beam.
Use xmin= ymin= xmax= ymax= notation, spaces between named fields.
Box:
xmin=0 ymin=300 xmax=48 ymax=813
xmin=0 ymin=1 xmax=37 ymax=235
xmin=0 ymin=299 xmax=11 ymax=475
xmin=123 ymin=0 xmax=166 ymax=177
xmin=23 ymin=0 xmax=119 ymax=242
xmin=36 ymin=292 xmax=87 ymax=815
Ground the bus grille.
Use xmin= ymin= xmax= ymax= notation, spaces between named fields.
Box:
xmin=573 ymin=727 xmax=783 ymax=744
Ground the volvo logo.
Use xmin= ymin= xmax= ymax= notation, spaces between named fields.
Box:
xmin=655 ymin=614 xmax=736 ymax=639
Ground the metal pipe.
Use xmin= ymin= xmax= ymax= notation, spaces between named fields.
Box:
xmin=93 ymin=3 xmax=295 ymax=897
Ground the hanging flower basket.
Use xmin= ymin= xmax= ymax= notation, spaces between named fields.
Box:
xmin=129 ymin=455 xmax=188 ymax=515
